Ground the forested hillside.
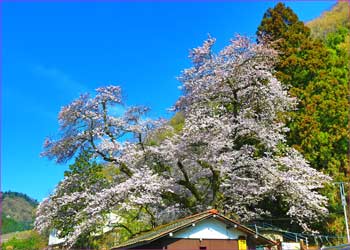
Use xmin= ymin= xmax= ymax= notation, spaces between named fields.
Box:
xmin=307 ymin=2 xmax=350 ymax=40
xmin=306 ymin=1 xmax=350 ymax=236
xmin=1 ymin=191 xmax=38 ymax=234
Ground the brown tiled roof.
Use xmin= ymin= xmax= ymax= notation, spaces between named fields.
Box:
xmin=111 ymin=210 xmax=276 ymax=249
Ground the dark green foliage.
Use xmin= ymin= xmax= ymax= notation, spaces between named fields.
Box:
xmin=49 ymin=151 xmax=110 ymax=246
xmin=257 ymin=2 xmax=350 ymax=238
xmin=257 ymin=3 xmax=327 ymax=91
xmin=63 ymin=151 xmax=109 ymax=191
xmin=257 ymin=3 xmax=310 ymax=44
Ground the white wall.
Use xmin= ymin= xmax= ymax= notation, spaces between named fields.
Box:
xmin=172 ymin=218 xmax=247 ymax=240
xmin=48 ymin=229 xmax=66 ymax=246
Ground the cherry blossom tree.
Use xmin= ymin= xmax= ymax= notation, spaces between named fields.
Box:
xmin=35 ymin=36 xmax=331 ymax=249
xmin=144 ymin=35 xmax=329 ymax=230
xmin=36 ymin=86 xmax=171 ymax=248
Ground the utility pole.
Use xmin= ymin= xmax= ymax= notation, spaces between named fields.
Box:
xmin=338 ymin=182 xmax=350 ymax=243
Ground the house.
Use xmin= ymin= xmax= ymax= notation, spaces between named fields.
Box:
xmin=111 ymin=209 xmax=276 ymax=250
xmin=48 ymin=212 xmax=121 ymax=249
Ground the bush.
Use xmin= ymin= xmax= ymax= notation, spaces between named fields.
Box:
xmin=2 ymin=231 xmax=47 ymax=250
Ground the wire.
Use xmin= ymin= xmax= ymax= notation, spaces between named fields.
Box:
xmin=247 ymin=223 xmax=347 ymax=240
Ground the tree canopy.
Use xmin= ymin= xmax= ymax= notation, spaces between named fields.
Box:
xmin=35 ymin=35 xmax=331 ymax=249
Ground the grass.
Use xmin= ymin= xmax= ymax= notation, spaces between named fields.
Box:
xmin=1 ymin=230 xmax=33 ymax=242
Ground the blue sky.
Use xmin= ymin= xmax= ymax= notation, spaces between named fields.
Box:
xmin=2 ymin=1 xmax=336 ymax=201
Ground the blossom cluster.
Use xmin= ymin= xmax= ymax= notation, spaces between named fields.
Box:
xmin=36 ymin=36 xmax=330 ymax=248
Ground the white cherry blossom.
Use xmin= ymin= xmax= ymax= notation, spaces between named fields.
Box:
xmin=36 ymin=36 xmax=330 ymax=248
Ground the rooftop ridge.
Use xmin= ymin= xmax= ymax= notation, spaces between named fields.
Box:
xmin=208 ymin=208 xmax=219 ymax=214
xmin=140 ymin=210 xmax=212 ymax=233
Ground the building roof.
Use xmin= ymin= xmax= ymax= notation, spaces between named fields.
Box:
xmin=111 ymin=209 xmax=276 ymax=249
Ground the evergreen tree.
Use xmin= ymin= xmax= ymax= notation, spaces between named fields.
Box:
xmin=35 ymin=151 xmax=110 ymax=248
xmin=257 ymin=2 xmax=350 ymax=239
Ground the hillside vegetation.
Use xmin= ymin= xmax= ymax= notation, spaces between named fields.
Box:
xmin=1 ymin=191 xmax=38 ymax=234
xmin=307 ymin=2 xmax=350 ymax=40
xmin=306 ymin=1 xmax=350 ymax=237
xmin=258 ymin=1 xmax=349 ymax=240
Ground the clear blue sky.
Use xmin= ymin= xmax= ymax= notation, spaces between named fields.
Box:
xmin=2 ymin=1 xmax=336 ymax=201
